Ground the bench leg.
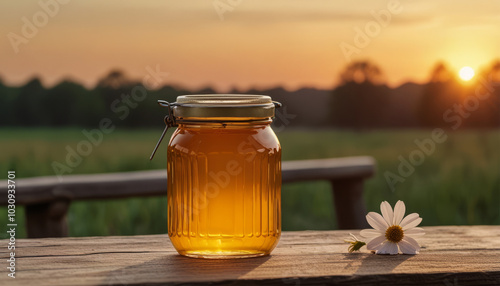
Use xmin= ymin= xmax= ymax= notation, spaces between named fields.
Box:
xmin=25 ymin=200 xmax=70 ymax=238
xmin=330 ymin=179 xmax=369 ymax=229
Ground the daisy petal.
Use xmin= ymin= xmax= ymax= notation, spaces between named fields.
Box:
xmin=376 ymin=241 xmax=398 ymax=255
xmin=374 ymin=241 xmax=389 ymax=254
xmin=387 ymin=242 xmax=399 ymax=255
xmin=400 ymin=213 xmax=419 ymax=228
xmin=366 ymin=235 xmax=386 ymax=250
xmin=393 ymin=200 xmax=406 ymax=225
xmin=366 ymin=212 xmax=389 ymax=231
xmin=371 ymin=241 xmax=386 ymax=251
xmin=380 ymin=201 xmax=394 ymax=226
xmin=402 ymin=236 xmax=421 ymax=251
xmin=404 ymin=227 xmax=425 ymax=236
xmin=402 ymin=217 xmax=422 ymax=230
xmin=398 ymin=239 xmax=418 ymax=255
xmin=360 ymin=229 xmax=383 ymax=238
xmin=348 ymin=233 xmax=359 ymax=240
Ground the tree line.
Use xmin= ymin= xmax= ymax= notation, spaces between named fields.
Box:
xmin=0 ymin=60 xmax=499 ymax=129
xmin=330 ymin=60 xmax=500 ymax=129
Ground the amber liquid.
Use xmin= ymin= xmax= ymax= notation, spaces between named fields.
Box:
xmin=167 ymin=121 xmax=281 ymax=258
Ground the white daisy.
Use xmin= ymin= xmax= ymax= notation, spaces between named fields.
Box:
xmin=360 ymin=200 xmax=424 ymax=255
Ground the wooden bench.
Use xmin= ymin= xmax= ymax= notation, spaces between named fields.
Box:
xmin=1 ymin=226 xmax=498 ymax=285
xmin=0 ymin=156 xmax=375 ymax=238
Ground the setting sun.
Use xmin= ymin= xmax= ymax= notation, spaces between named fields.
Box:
xmin=459 ymin=66 xmax=475 ymax=81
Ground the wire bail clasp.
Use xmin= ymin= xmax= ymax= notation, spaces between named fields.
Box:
xmin=149 ymin=100 xmax=177 ymax=160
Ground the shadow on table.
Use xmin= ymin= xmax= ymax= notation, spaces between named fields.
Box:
xmin=342 ymin=252 xmax=413 ymax=275
xmin=104 ymin=254 xmax=271 ymax=285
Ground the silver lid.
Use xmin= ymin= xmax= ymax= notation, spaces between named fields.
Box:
xmin=172 ymin=94 xmax=276 ymax=118
xmin=150 ymin=95 xmax=281 ymax=160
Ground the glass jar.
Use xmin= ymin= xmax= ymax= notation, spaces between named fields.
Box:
xmin=152 ymin=94 xmax=282 ymax=258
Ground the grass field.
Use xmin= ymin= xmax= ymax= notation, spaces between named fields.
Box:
xmin=0 ymin=128 xmax=499 ymax=238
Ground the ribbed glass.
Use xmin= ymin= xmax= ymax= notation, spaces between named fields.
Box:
xmin=167 ymin=120 xmax=281 ymax=258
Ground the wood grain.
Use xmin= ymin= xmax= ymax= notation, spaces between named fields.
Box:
xmin=1 ymin=226 xmax=499 ymax=285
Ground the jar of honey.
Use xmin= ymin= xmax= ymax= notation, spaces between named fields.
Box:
xmin=151 ymin=94 xmax=282 ymax=258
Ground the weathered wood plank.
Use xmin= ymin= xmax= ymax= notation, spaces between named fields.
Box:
xmin=281 ymin=156 xmax=375 ymax=183
xmin=0 ymin=170 xmax=167 ymax=205
xmin=1 ymin=226 xmax=498 ymax=285
xmin=0 ymin=157 xmax=375 ymax=206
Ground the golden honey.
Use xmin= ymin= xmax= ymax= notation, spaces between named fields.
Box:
xmin=158 ymin=95 xmax=282 ymax=258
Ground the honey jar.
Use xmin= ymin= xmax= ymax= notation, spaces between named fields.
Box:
xmin=151 ymin=94 xmax=282 ymax=258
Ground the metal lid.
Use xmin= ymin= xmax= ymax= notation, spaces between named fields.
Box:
xmin=149 ymin=95 xmax=281 ymax=160
xmin=172 ymin=94 xmax=277 ymax=118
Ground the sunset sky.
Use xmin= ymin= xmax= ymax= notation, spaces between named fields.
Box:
xmin=1 ymin=0 xmax=499 ymax=91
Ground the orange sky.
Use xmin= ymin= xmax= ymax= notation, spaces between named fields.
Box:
xmin=0 ymin=0 xmax=499 ymax=91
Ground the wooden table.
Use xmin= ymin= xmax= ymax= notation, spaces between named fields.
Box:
xmin=2 ymin=226 xmax=499 ymax=285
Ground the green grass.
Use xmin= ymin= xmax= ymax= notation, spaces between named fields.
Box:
xmin=0 ymin=128 xmax=499 ymax=238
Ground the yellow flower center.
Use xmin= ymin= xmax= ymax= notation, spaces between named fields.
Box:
xmin=385 ymin=225 xmax=404 ymax=243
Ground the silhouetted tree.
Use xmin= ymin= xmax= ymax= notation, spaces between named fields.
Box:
xmin=97 ymin=70 xmax=131 ymax=90
xmin=429 ymin=62 xmax=454 ymax=83
xmin=13 ymin=78 xmax=48 ymax=126
xmin=0 ymin=80 xmax=19 ymax=126
xmin=468 ymin=60 xmax=500 ymax=128
xmin=418 ymin=61 xmax=463 ymax=128
xmin=40 ymin=80 xmax=82 ymax=126
xmin=331 ymin=60 xmax=391 ymax=129
xmin=340 ymin=61 xmax=385 ymax=85
xmin=94 ymin=69 xmax=138 ymax=125
xmin=96 ymin=70 xmax=133 ymax=109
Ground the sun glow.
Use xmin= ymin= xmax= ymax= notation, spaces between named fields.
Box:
xmin=459 ymin=66 xmax=475 ymax=81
